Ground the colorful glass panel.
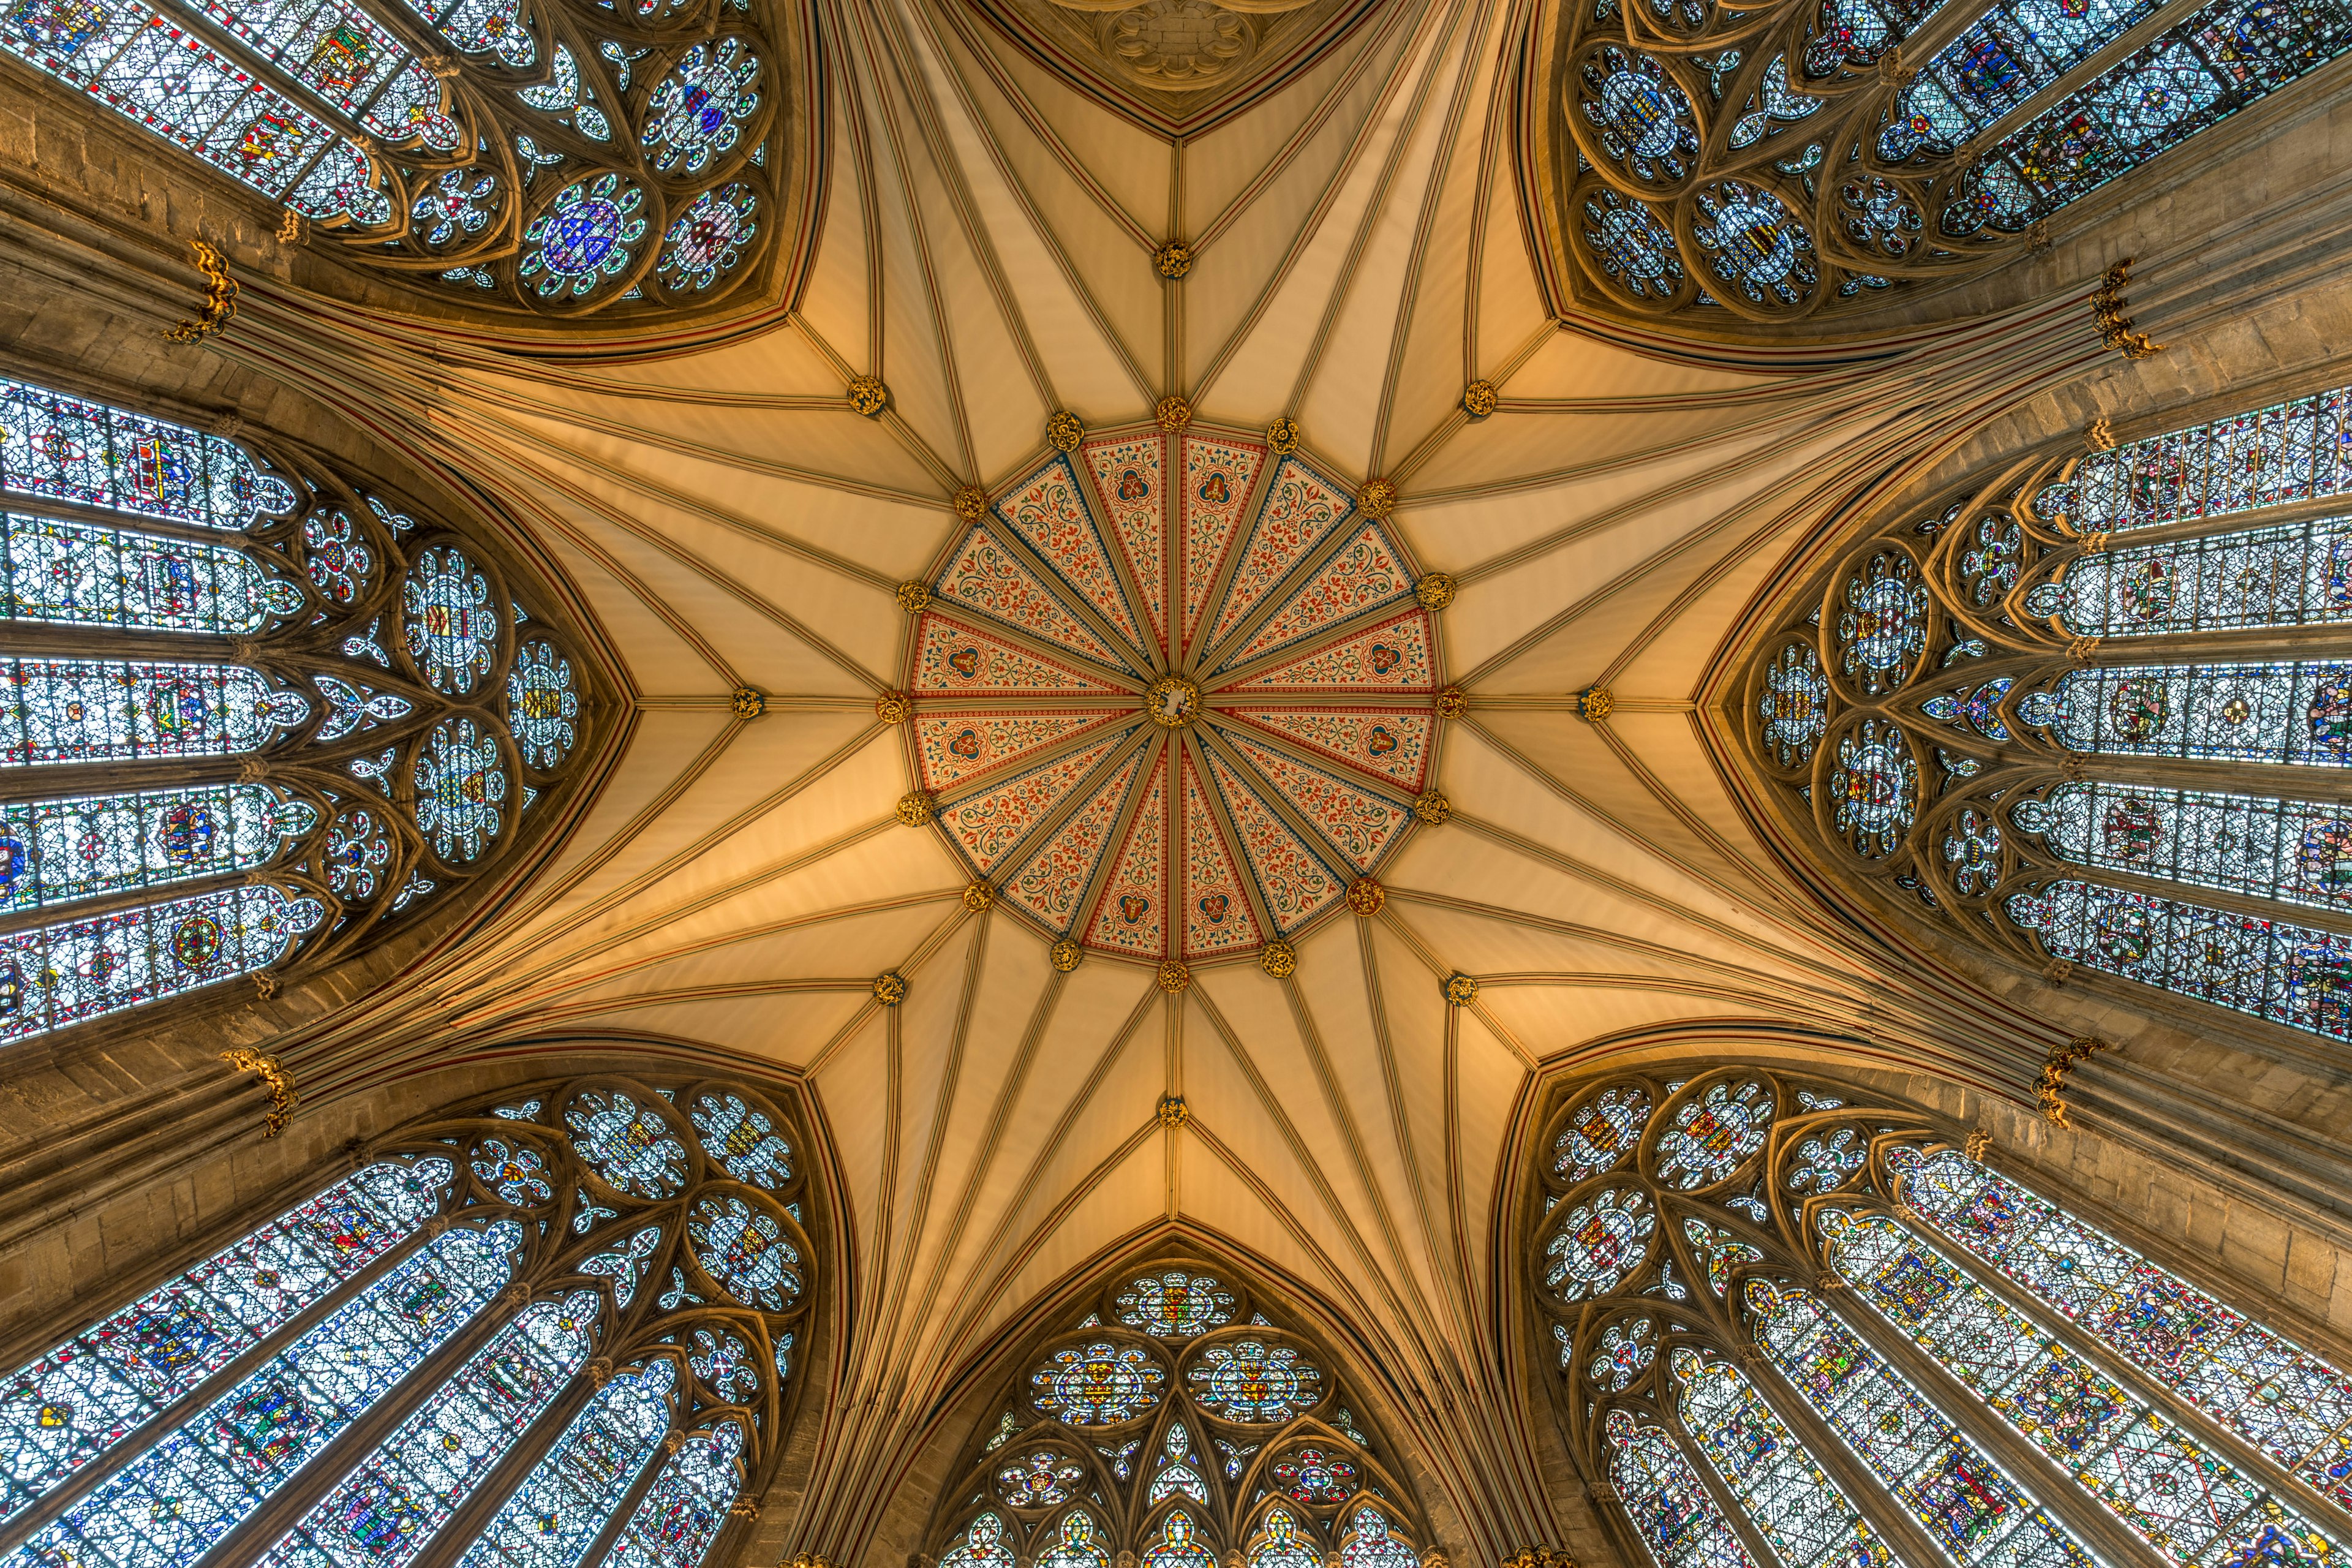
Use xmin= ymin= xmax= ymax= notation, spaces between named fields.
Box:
xmin=0 ymin=511 xmax=294 ymax=631
xmin=2006 ymin=878 xmax=2352 ymax=1041
xmin=2038 ymin=391 xmax=2345 ymax=535
xmin=1539 ymin=1186 xmax=1656 ymax=1302
xmin=639 ymin=37 xmax=758 ymax=175
xmin=0 ymin=883 xmax=326 ymax=1042
xmin=0 ymin=1158 xmax=448 ymax=1527
xmin=2056 ymin=518 xmax=2352 ymax=637
xmin=413 ymin=715 xmax=508 ymax=862
xmin=1838 ymin=552 xmax=1928 ymax=695
xmin=1605 ymin=1408 xmax=1763 ymax=1568
xmin=565 ymin=1090 xmax=689 ymax=1198
xmin=1653 ymin=1080 xmax=1774 ymax=1189
xmin=2015 ymin=780 xmax=2352 ymax=914
xmin=941 ymin=1512 xmax=1019 ymax=1568
xmin=1039 ymin=1512 xmax=1114 ymax=1568
xmin=596 ymin=1420 xmax=742 ymax=1568
xmin=1747 ymin=1278 xmax=2095 ymax=1568
xmin=1142 ymin=1510 xmax=1218 ymax=1568
xmin=0 ymin=782 xmax=307 ymax=916
xmin=1554 ymin=1085 xmax=1651 ymax=1181
xmin=0 ymin=658 xmax=309 ymax=764
xmin=1670 ymin=1348 xmax=1904 ymax=1568
xmin=1185 ymin=1341 xmax=1321 ymax=1423
xmin=1823 ymin=1208 xmax=2347 ymax=1568
xmin=1338 ymin=1507 xmax=1417 ymax=1568
xmin=1272 ymin=1445 xmax=1357 ymax=1506
xmin=684 ymin=1194 xmax=800 ymax=1311
xmin=1030 ymin=1341 xmax=1166 ymax=1425
xmin=1114 ymin=1272 xmax=1238 ymax=1338
xmin=687 ymin=1091 xmax=793 ymax=1189
xmin=0 ymin=381 xmax=295 ymax=529
xmin=1879 ymin=0 xmax=2157 ymax=161
xmin=14 ymin=1222 xmax=516 ymax=1568
xmin=2035 ymin=661 xmax=2352 ymax=766
xmin=1760 ymin=642 xmax=1833 ymax=767
xmin=258 ymin=1289 xmax=597 ymax=1566
xmin=507 ymin=640 xmax=579 ymax=771
xmin=995 ymin=1448 xmax=1084 ymax=1508
xmin=403 ymin=546 xmax=499 ymax=695
xmin=1892 ymin=1146 xmax=2352 ymax=1515
xmin=455 ymin=1361 xmax=674 ymax=1568
xmin=1248 ymin=1509 xmax=1322 ymax=1568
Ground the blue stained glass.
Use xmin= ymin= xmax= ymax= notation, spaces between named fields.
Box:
xmin=597 ymin=1421 xmax=742 ymax=1568
xmin=402 ymin=547 xmax=500 ymax=695
xmin=579 ymin=1227 xmax=662 ymax=1309
xmin=2006 ymin=878 xmax=2352 ymax=1041
xmin=520 ymin=175 xmax=648 ymax=300
xmin=257 ymin=1289 xmax=598 ymax=1568
xmin=15 ymin=1222 xmax=517 ymax=1568
xmin=507 ymin=641 xmax=579 ymax=771
xmin=1670 ymin=1348 xmax=1903 ymax=1568
xmin=0 ymin=658 xmax=310 ymax=765
xmin=2054 ymin=518 xmax=2352 ymax=637
xmin=455 ymin=1362 xmax=674 ymax=1568
xmin=565 ymin=1090 xmax=688 ymax=1199
xmin=1185 ymin=1341 xmax=1322 ymax=1423
xmin=316 ymin=676 xmax=412 ymax=742
xmin=0 ymin=883 xmax=325 ymax=1041
xmin=2037 ymin=393 xmax=2343 ymax=534
xmin=301 ymin=510 xmax=373 ymax=606
xmin=398 ymin=0 xmax=529 ymax=66
xmin=0 ymin=1159 xmax=448 ymax=1528
xmin=2035 ymin=660 xmax=2352 ymax=767
xmin=0 ymin=511 xmax=296 ymax=631
xmin=1880 ymin=0 xmax=2157 ymax=160
xmin=639 ymin=38 xmax=758 ymax=175
xmin=1891 ymin=1147 xmax=2352 ymax=1517
xmin=184 ymin=0 xmax=459 ymax=151
xmin=1580 ymin=188 xmax=1686 ymax=300
xmin=412 ymin=716 xmax=507 ymax=862
xmin=0 ymin=782 xmax=309 ymax=915
xmin=2015 ymin=780 xmax=2352 ymax=916
xmin=1821 ymin=1209 xmax=2348 ymax=1568
xmin=1605 ymin=1407 xmax=1762 ymax=1568
xmin=0 ymin=381 xmax=295 ymax=528
xmin=1112 ymin=1271 xmax=1236 ymax=1337
xmin=680 ymin=1094 xmax=786 ymax=1191
xmin=1747 ymin=1279 xmax=2095 ymax=1568
xmin=684 ymin=1194 xmax=799 ymax=1311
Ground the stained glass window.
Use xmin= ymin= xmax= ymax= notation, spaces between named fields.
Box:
xmin=0 ymin=374 xmax=589 ymax=1047
xmin=1 ymin=1074 xmax=813 ymax=1568
xmin=0 ymin=0 xmax=788 ymax=318
xmin=1741 ymin=384 xmax=2352 ymax=1044
xmin=925 ymin=1257 xmax=1425 ymax=1568
xmin=1534 ymin=1066 xmax=2352 ymax=1568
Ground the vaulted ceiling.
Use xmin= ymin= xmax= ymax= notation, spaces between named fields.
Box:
xmin=205 ymin=0 xmax=2166 ymax=1551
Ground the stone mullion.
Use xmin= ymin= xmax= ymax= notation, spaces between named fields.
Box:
xmin=0 ymin=1210 xmax=453 ymax=1560
xmin=190 ymin=1274 xmax=535 ymax=1568
xmin=975 ymin=513 xmax=1161 ymax=683
xmin=1962 ymin=0 xmax=2248 ymax=166
xmin=1809 ymin=1280 xmax=2173 ymax=1568
xmin=1993 ymin=845 xmax=2352 ymax=944
xmin=1991 ymin=748 xmax=2352 ymax=811
xmin=570 ymin=1408 xmax=691 ymax=1568
xmin=0 ymin=865 xmax=255 ymax=944
xmin=1889 ymin=1202 xmax=2352 ymax=1543
xmin=2038 ymin=489 xmax=2352 ymax=555
xmin=1649 ymin=1382 xmax=1793 ymax=1568
xmin=1186 ymin=503 xmax=1379 ymax=683
xmin=405 ymin=1350 xmax=608 ymax=1568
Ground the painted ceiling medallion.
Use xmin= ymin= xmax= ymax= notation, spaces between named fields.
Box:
xmin=903 ymin=420 xmax=1445 ymax=965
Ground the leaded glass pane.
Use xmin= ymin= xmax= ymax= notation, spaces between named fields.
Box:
xmin=257 ymin=1289 xmax=598 ymax=1566
xmin=0 ymin=883 xmax=326 ymax=1041
xmin=403 ymin=546 xmax=499 ymax=695
xmin=2014 ymin=781 xmax=2352 ymax=915
xmin=507 ymin=641 xmax=579 ymax=771
xmin=0 ymin=782 xmax=309 ymax=915
xmin=0 ymin=381 xmax=296 ymax=528
xmin=2035 ymin=661 xmax=2352 ymax=767
xmin=1892 ymin=1147 xmax=2352 ymax=1513
xmin=1605 ymin=1407 xmax=1763 ymax=1568
xmin=455 ymin=1361 xmax=674 ymax=1568
xmin=1879 ymin=0 xmax=2157 ymax=161
xmin=0 ymin=1159 xmax=448 ymax=1528
xmin=15 ymin=1222 xmax=517 ymax=1568
xmin=1670 ymin=1348 xmax=1905 ymax=1568
xmin=1823 ymin=1210 xmax=2347 ymax=1568
xmin=0 ymin=511 xmax=295 ymax=631
xmin=0 ymin=658 xmax=309 ymax=765
xmin=412 ymin=715 xmax=508 ymax=862
xmin=685 ymin=1091 xmax=792 ymax=1190
xmin=1041 ymin=1512 xmax=1115 ymax=1568
xmin=597 ymin=1422 xmax=742 ymax=1568
xmin=2005 ymin=879 xmax=2352 ymax=1039
xmin=2040 ymin=393 xmax=2340 ymax=535
xmin=1338 ymin=1507 xmax=1416 ymax=1568
xmin=2056 ymin=518 xmax=2352 ymax=637
xmin=1747 ymin=1280 xmax=2094 ymax=1568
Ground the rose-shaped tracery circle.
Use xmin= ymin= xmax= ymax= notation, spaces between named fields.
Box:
xmin=903 ymin=421 xmax=1447 ymax=966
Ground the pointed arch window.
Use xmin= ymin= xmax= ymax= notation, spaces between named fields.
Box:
xmin=1531 ymin=1067 xmax=2352 ymax=1568
xmin=0 ymin=1072 xmax=816 ymax=1568
xmin=924 ymin=1261 xmax=1431 ymax=1568
xmin=1541 ymin=0 xmax=2350 ymax=329
xmin=0 ymin=0 xmax=793 ymax=318
xmin=1735 ymin=380 xmax=2352 ymax=1045
xmin=0 ymin=371 xmax=594 ymax=1044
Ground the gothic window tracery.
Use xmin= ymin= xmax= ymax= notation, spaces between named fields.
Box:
xmin=0 ymin=1072 xmax=813 ymax=1568
xmin=1735 ymin=380 xmax=2352 ymax=1044
xmin=1540 ymin=0 xmax=2351 ymax=328
xmin=1531 ymin=1066 xmax=2352 ymax=1568
xmin=924 ymin=1261 xmax=1428 ymax=1568
xmin=0 ymin=0 xmax=793 ymax=318
xmin=0 ymin=370 xmax=592 ymax=1044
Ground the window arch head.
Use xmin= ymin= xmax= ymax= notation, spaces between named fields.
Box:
xmin=1527 ymin=0 xmax=2343 ymax=341
xmin=0 ymin=0 xmax=809 ymax=327
xmin=1730 ymin=380 xmax=2352 ymax=1048
xmin=0 ymin=1070 xmax=819 ymax=1568
xmin=0 ymin=369 xmax=599 ymax=1046
xmin=1529 ymin=1063 xmax=2352 ymax=1568
xmin=922 ymin=1257 xmax=1431 ymax=1568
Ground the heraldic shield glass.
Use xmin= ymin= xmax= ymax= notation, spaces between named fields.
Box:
xmin=924 ymin=1258 xmax=1428 ymax=1568
xmin=1738 ymin=378 xmax=2352 ymax=1046
xmin=1532 ymin=1065 xmax=2352 ymax=1568
xmin=0 ymin=1072 xmax=815 ymax=1568
xmin=0 ymin=370 xmax=592 ymax=1046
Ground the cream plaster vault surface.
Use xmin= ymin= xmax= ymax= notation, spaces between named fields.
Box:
xmin=114 ymin=0 xmax=2258 ymax=1555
